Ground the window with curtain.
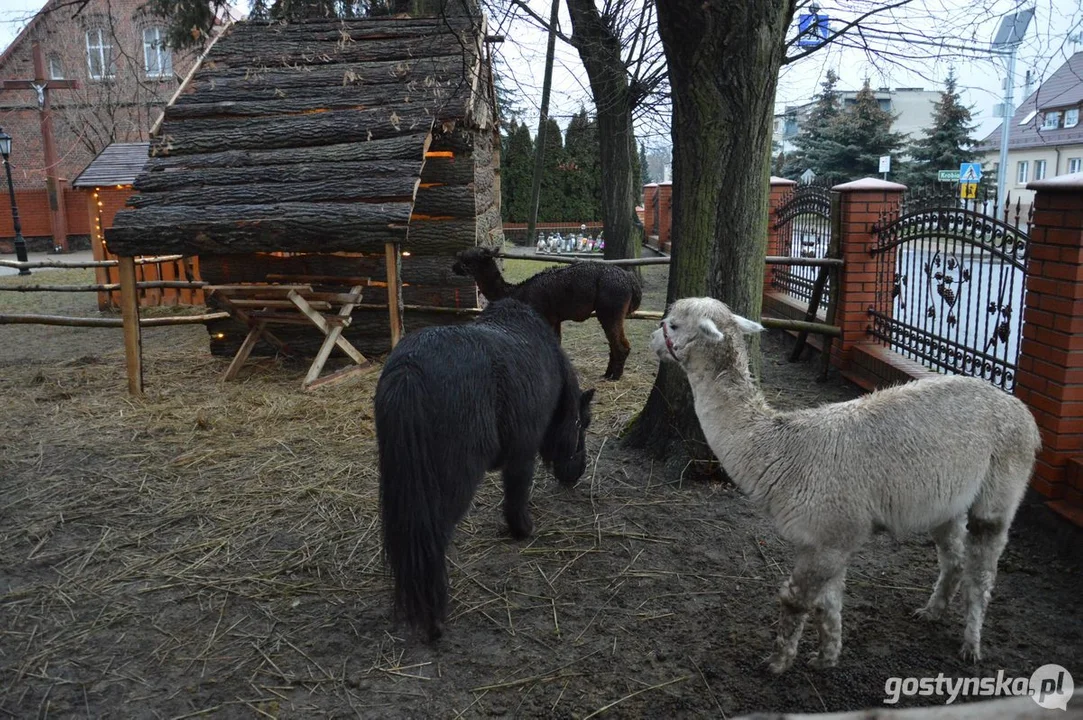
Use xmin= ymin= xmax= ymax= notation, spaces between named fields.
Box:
xmin=86 ymin=27 xmax=114 ymax=80
xmin=143 ymin=27 xmax=172 ymax=78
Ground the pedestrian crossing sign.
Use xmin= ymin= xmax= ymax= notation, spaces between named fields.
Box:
xmin=960 ymin=162 xmax=982 ymax=184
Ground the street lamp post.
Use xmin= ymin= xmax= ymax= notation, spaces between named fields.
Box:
xmin=0 ymin=128 xmax=31 ymax=276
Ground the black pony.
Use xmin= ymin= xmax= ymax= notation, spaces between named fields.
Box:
xmin=374 ymin=298 xmax=595 ymax=641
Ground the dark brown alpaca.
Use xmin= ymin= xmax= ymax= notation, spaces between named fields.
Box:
xmin=451 ymin=246 xmax=642 ymax=380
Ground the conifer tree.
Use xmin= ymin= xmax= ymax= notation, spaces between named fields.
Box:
xmin=500 ymin=121 xmax=535 ymax=223
xmin=832 ymin=80 xmax=908 ymax=179
xmin=782 ymin=70 xmax=843 ymax=179
xmin=902 ymin=71 xmax=977 ymax=187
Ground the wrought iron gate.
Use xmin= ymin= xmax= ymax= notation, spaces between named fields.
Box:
xmin=772 ymin=181 xmax=834 ymax=311
xmin=868 ymin=188 xmax=1030 ymax=391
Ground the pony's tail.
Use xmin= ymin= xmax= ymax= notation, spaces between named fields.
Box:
xmin=376 ymin=371 xmax=449 ymax=642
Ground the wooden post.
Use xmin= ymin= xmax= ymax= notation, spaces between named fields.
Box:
xmin=118 ymin=255 xmax=143 ymax=395
xmin=385 ymin=242 xmax=404 ymax=347
xmin=32 ymin=42 xmax=72 ymax=252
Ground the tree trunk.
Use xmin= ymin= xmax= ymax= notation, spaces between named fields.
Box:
xmin=624 ymin=0 xmax=793 ymax=473
xmin=565 ymin=0 xmax=642 ymax=263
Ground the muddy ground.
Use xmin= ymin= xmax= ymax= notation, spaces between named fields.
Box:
xmin=0 ymin=264 xmax=1080 ymax=718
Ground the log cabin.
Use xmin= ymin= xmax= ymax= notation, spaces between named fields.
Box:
xmin=105 ymin=10 xmax=501 ymax=358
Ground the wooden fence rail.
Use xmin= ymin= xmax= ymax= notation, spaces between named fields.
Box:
xmin=0 ymin=281 xmax=207 ymax=293
xmin=0 ymin=255 xmax=186 ymax=270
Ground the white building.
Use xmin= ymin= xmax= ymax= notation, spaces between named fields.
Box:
xmin=976 ymin=51 xmax=1083 ymax=211
xmin=774 ymin=87 xmax=939 ymax=154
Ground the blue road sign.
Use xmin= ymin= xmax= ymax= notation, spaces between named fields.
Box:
xmin=797 ymin=14 xmax=830 ymax=48
xmin=960 ymin=162 xmax=982 ymax=183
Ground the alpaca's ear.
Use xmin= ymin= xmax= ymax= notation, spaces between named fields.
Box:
xmin=698 ymin=317 xmax=725 ymax=342
xmin=489 ymin=246 xmax=503 ymax=258
xmin=580 ymin=388 xmax=595 ymax=409
xmin=732 ymin=314 xmax=766 ymax=335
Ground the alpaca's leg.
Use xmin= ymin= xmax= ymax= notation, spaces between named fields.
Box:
xmin=501 ymin=454 xmax=536 ymax=540
xmin=915 ymin=515 xmax=966 ymax=621
xmin=597 ymin=307 xmax=632 ymax=380
xmin=770 ymin=547 xmax=849 ymax=674
xmin=960 ymin=516 xmax=1009 ymax=661
xmin=809 ymin=570 xmax=846 ymax=669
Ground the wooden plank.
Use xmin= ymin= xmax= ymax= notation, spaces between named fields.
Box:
xmin=0 ymin=312 xmax=230 ymax=327
xmin=288 ymin=287 xmax=368 ymax=366
xmin=223 ymin=322 xmax=265 ymax=381
xmin=247 ymin=311 xmax=350 ymax=325
xmin=385 ymin=243 xmax=404 ymax=347
xmin=118 ymin=256 xmax=143 ymax=396
xmin=304 ymin=362 xmax=377 ymax=390
xmin=206 ymin=284 xmax=314 ymax=294
xmin=228 ymin=298 xmax=332 ymax=310
xmin=209 ymin=292 xmax=293 ymax=353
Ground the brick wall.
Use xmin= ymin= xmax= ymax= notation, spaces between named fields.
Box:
xmin=0 ymin=0 xmax=203 ymax=249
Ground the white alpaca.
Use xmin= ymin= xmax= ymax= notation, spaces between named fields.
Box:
xmin=651 ymin=297 xmax=1040 ymax=674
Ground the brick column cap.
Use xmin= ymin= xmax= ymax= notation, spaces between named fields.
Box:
xmin=832 ymin=177 xmax=907 ymax=192
xmin=658 ymin=181 xmax=672 ymax=186
xmin=644 ymin=183 xmax=659 ymax=188
xmin=770 ymin=176 xmax=797 ymax=187
xmin=1028 ymin=172 xmax=1083 ymax=192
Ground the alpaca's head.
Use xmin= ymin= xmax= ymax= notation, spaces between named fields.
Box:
xmin=451 ymin=246 xmax=501 ymax=277
xmin=651 ymin=298 xmax=764 ymax=371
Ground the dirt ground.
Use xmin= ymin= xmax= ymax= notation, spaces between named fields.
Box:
xmin=0 ymin=264 xmax=1080 ymax=719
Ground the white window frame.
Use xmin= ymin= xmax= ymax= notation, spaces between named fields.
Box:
xmin=142 ymin=27 xmax=172 ymax=79
xmin=1065 ymin=108 xmax=1080 ymax=129
xmin=47 ymin=55 xmax=64 ymax=80
xmin=1069 ymin=157 xmax=1082 ymax=174
xmin=1035 ymin=159 xmax=1047 ymax=181
xmin=85 ymin=27 xmax=114 ymax=80
xmin=1016 ymin=160 xmax=1029 ymax=185
xmin=1041 ymin=111 xmax=1061 ymax=130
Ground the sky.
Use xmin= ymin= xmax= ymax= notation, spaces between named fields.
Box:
xmin=3 ymin=0 xmax=1082 ymax=149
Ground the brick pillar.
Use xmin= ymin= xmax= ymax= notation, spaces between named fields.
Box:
xmin=658 ymin=181 xmax=673 ymax=251
xmin=829 ymin=178 xmax=906 ymax=373
xmin=1014 ymin=173 xmax=1083 ymax=525
xmin=766 ymin=176 xmax=797 ymax=290
xmin=643 ymin=184 xmax=658 ymax=239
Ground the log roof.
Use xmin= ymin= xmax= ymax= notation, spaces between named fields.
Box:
xmin=106 ymin=15 xmax=492 ymax=257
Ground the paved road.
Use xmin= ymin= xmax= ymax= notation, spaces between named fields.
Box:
xmin=0 ymin=250 xmax=96 ymax=277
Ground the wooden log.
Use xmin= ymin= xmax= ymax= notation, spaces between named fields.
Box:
xmin=165 ymin=89 xmax=468 ymax=120
xmin=419 ymin=156 xmax=474 ymax=185
xmin=0 ymin=255 xmax=186 ymax=270
xmin=196 ymin=252 xmax=473 ymax=288
xmin=765 ymin=256 xmax=844 ymax=266
xmin=144 ymin=134 xmax=429 ymax=169
xmin=0 ymin=281 xmax=206 ymax=292
xmin=0 ymin=312 xmax=230 ymax=327
xmin=412 ymin=185 xmax=476 ymax=218
xmin=129 ymin=176 xmax=420 ymax=208
xmin=226 ymin=18 xmax=471 ymax=42
xmin=184 ymin=59 xmax=465 ymax=100
xmin=118 ymin=256 xmax=143 ymax=395
xmin=153 ymin=110 xmax=435 ymax=156
xmin=136 ymin=159 xmax=421 ymax=192
xmin=404 ymin=219 xmax=477 ymax=253
xmin=206 ymin=35 xmax=466 ymax=68
xmin=107 ymin=202 xmax=414 ymax=256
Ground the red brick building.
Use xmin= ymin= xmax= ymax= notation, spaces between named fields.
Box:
xmin=0 ymin=0 xmax=222 ymax=248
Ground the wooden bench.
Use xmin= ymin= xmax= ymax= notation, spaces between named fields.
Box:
xmin=205 ymin=283 xmax=375 ymax=389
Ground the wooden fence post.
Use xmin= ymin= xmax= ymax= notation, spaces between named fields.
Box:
xmin=385 ymin=242 xmax=404 ymax=347
xmin=118 ymin=255 xmax=143 ymax=395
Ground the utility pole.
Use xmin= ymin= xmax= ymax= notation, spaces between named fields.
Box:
xmin=525 ymin=0 xmax=560 ymax=246
xmin=992 ymin=9 xmax=1033 ymax=207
